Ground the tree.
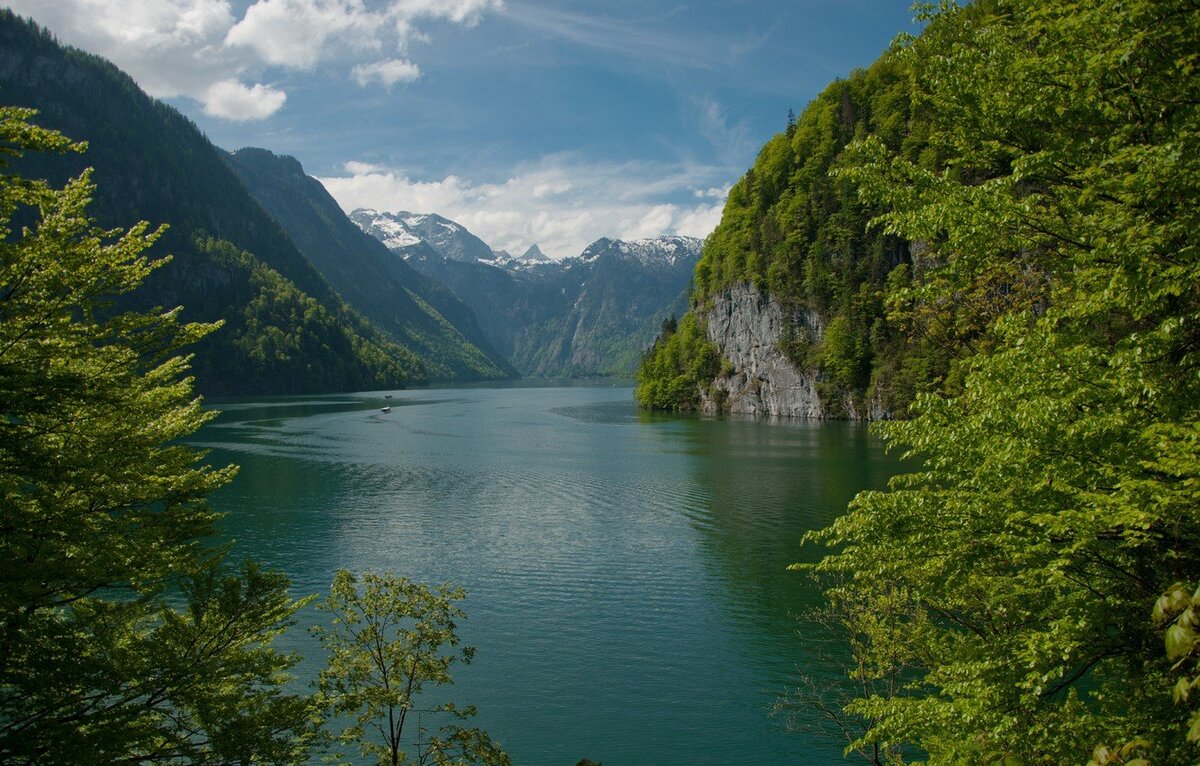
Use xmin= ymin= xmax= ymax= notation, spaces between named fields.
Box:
xmin=804 ymin=0 xmax=1200 ymax=762
xmin=660 ymin=313 xmax=678 ymax=337
xmin=0 ymin=106 xmax=314 ymax=763
xmin=635 ymin=312 xmax=722 ymax=411
xmin=775 ymin=580 xmax=925 ymax=765
xmin=312 ymin=570 xmax=509 ymax=766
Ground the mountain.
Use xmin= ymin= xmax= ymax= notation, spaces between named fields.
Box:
xmin=0 ymin=11 xmax=431 ymax=395
xmin=350 ymin=208 xmax=701 ymax=377
xmin=636 ymin=49 xmax=933 ymax=418
xmin=352 ymin=209 xmax=500 ymax=264
xmin=517 ymin=245 xmax=551 ymax=264
xmin=222 ymin=148 xmax=515 ymax=381
xmin=511 ymin=236 xmax=701 ymax=376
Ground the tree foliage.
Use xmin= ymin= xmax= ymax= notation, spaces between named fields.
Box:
xmin=634 ymin=311 xmax=722 ymax=411
xmin=805 ymin=0 xmax=1200 ymax=762
xmin=639 ymin=41 xmax=946 ymax=414
xmin=0 ymin=107 xmax=314 ymax=763
xmin=312 ymin=570 xmax=509 ymax=766
xmin=0 ymin=12 xmax=431 ymax=396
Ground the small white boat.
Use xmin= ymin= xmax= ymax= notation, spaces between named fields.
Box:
xmin=380 ymin=406 xmax=392 ymax=413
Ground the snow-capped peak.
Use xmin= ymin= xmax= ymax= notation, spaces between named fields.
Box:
xmin=350 ymin=208 xmax=422 ymax=250
xmin=350 ymin=208 xmax=496 ymax=263
xmin=576 ymin=235 xmax=702 ymax=267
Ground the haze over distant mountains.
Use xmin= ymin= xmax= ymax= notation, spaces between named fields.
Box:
xmin=351 ymin=209 xmax=702 ymax=377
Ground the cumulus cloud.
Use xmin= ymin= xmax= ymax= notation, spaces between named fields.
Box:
xmin=6 ymin=0 xmax=503 ymax=120
xmin=317 ymin=157 xmax=727 ymax=259
xmin=351 ymin=59 xmax=422 ymax=88
xmin=224 ymin=0 xmax=383 ymax=69
xmin=202 ymin=79 xmax=287 ymax=120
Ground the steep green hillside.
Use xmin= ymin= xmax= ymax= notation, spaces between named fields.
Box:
xmin=634 ymin=313 xmax=722 ymax=410
xmin=223 ymin=148 xmax=516 ymax=381
xmin=0 ymin=12 xmax=424 ymax=394
xmin=638 ymin=51 xmax=948 ymax=414
xmin=802 ymin=0 xmax=1200 ymax=759
xmin=185 ymin=236 xmax=422 ymax=394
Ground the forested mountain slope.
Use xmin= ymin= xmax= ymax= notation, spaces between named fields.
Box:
xmin=511 ymin=236 xmax=699 ymax=377
xmin=0 ymin=12 xmax=429 ymax=395
xmin=223 ymin=148 xmax=516 ymax=381
xmin=637 ymin=51 xmax=944 ymax=417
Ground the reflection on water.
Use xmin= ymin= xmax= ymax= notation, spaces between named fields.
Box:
xmin=196 ymin=385 xmax=898 ymax=765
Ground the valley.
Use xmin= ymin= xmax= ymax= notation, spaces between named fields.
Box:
xmin=1 ymin=2 xmax=1195 ymax=765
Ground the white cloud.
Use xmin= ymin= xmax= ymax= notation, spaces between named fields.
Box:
xmin=7 ymin=0 xmax=502 ymax=120
xmin=317 ymin=157 xmax=728 ymax=259
xmin=7 ymin=0 xmax=241 ymax=98
xmin=343 ymin=160 xmax=388 ymax=175
xmin=392 ymin=0 xmax=502 ymax=27
xmin=202 ymin=79 xmax=287 ymax=120
xmin=351 ymin=58 xmax=422 ymax=88
xmin=224 ymin=0 xmax=383 ymax=69
xmin=531 ymin=181 xmax=571 ymax=199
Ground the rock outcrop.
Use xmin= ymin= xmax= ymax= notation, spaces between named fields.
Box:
xmin=700 ymin=283 xmax=827 ymax=418
xmin=697 ymin=283 xmax=893 ymax=420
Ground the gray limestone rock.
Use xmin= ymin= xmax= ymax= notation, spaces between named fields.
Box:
xmin=700 ymin=283 xmax=826 ymax=418
xmin=698 ymin=283 xmax=893 ymax=420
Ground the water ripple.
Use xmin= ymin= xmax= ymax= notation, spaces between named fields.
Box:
xmin=197 ymin=385 xmax=896 ymax=766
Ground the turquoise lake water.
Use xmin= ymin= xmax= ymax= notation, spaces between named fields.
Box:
xmin=195 ymin=383 xmax=898 ymax=765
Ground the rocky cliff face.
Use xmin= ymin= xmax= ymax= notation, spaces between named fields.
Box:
xmin=699 ymin=283 xmax=892 ymax=420
xmin=700 ymin=283 xmax=826 ymax=417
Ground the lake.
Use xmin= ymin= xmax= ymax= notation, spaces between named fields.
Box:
xmin=195 ymin=382 xmax=898 ymax=765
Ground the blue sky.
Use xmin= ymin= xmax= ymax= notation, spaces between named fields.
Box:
xmin=8 ymin=0 xmax=918 ymax=258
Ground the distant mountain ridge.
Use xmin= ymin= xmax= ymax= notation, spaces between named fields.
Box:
xmin=350 ymin=208 xmax=702 ymax=377
xmin=0 ymin=11 xmax=514 ymax=393
xmin=222 ymin=148 xmax=516 ymax=381
xmin=352 ymin=209 xmax=503 ymax=265
xmin=0 ymin=12 xmax=439 ymax=395
xmin=574 ymin=236 xmax=700 ymax=268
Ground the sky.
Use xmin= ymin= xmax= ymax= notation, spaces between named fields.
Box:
xmin=6 ymin=0 xmax=919 ymax=259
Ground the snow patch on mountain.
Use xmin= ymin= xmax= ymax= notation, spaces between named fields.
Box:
xmin=351 ymin=209 xmax=703 ymax=275
xmin=352 ymin=208 xmax=422 ymax=249
xmin=574 ymin=235 xmax=703 ymax=268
